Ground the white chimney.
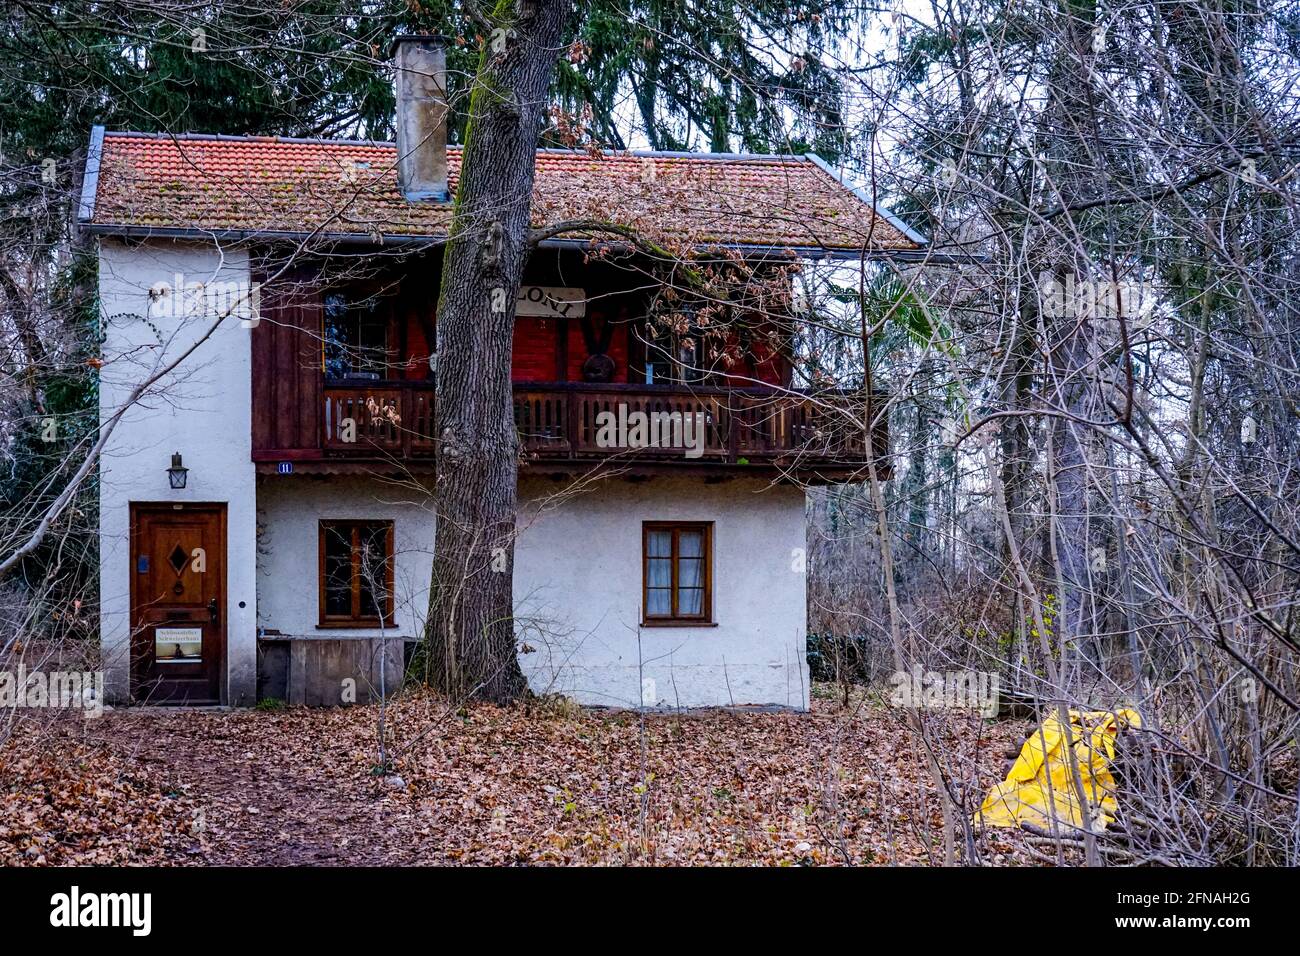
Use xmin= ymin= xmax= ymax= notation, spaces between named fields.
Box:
xmin=391 ymin=35 xmax=449 ymax=202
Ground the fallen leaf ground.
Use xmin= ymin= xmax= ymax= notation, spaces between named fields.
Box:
xmin=1 ymin=687 xmax=1036 ymax=865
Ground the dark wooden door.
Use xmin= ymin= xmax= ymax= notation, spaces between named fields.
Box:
xmin=130 ymin=504 xmax=226 ymax=704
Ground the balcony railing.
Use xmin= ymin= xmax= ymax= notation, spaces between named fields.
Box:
xmin=319 ymin=380 xmax=885 ymax=469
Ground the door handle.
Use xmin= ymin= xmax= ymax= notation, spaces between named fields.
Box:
xmin=207 ymin=598 xmax=219 ymax=628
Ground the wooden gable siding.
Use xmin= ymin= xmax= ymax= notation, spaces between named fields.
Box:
xmin=717 ymin=327 xmax=788 ymax=388
xmin=512 ymin=317 xmax=559 ymax=380
xmin=563 ymin=313 xmax=631 ymax=383
xmin=251 ymin=273 xmax=322 ymax=456
xmin=512 ymin=314 xmax=633 ymax=384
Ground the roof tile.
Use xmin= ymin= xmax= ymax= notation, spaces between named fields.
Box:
xmin=86 ymin=131 xmax=919 ymax=253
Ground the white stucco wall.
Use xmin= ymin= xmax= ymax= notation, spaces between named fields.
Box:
xmin=514 ymin=476 xmax=810 ymax=709
xmin=98 ymin=239 xmax=257 ymax=704
xmin=255 ymin=475 xmax=435 ymax=640
xmin=251 ymin=473 xmax=809 ymax=709
xmin=97 ymin=243 xmax=810 ymax=710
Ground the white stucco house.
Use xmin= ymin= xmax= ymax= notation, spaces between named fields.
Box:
xmin=82 ymin=37 xmax=921 ymax=710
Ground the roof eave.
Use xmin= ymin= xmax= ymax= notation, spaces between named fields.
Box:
xmin=83 ymin=222 xmax=927 ymax=261
xmin=77 ymin=125 xmax=105 ymax=224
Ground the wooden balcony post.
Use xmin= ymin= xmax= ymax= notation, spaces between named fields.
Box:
xmin=566 ymin=388 xmax=579 ymax=459
xmin=727 ymin=396 xmax=739 ymax=462
xmin=400 ymin=385 xmax=412 ymax=458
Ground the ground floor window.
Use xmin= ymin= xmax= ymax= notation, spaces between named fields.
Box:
xmin=319 ymin=520 xmax=394 ymax=626
xmin=642 ymin=522 xmax=712 ymax=624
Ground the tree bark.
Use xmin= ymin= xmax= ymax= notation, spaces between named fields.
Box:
xmin=424 ymin=0 xmax=573 ymax=703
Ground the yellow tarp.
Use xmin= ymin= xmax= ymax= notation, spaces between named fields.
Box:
xmin=975 ymin=708 xmax=1141 ymax=833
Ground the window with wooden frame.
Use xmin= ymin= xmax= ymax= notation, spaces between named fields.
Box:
xmin=643 ymin=326 xmax=710 ymax=384
xmin=318 ymin=521 xmax=394 ymax=626
xmin=322 ymin=286 xmax=397 ymax=380
xmin=642 ymin=522 xmax=713 ymax=624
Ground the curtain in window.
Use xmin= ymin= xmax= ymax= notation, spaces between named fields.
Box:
xmin=677 ymin=530 xmax=704 ymax=615
xmin=646 ymin=530 xmax=673 ymax=615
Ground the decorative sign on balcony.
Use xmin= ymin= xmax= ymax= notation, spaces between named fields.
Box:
xmin=517 ymin=286 xmax=585 ymax=318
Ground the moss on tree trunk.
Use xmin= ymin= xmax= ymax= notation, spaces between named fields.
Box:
xmin=424 ymin=0 xmax=574 ymax=703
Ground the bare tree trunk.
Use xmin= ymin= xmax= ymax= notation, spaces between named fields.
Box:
xmin=424 ymin=0 xmax=573 ymax=703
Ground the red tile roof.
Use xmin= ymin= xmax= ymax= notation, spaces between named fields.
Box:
xmin=81 ymin=130 xmax=923 ymax=255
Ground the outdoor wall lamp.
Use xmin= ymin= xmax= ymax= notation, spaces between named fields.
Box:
xmin=167 ymin=452 xmax=189 ymax=490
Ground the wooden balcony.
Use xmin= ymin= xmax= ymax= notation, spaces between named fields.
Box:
xmin=258 ymin=380 xmax=886 ymax=478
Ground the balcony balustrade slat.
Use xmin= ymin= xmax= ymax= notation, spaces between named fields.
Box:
xmin=317 ymin=381 xmax=883 ymax=469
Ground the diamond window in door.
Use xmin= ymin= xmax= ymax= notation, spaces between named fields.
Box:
xmin=168 ymin=543 xmax=189 ymax=575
